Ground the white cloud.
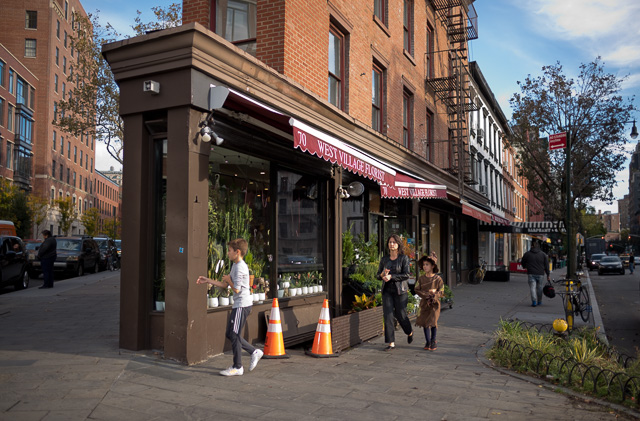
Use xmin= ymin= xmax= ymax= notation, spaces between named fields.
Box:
xmin=95 ymin=141 xmax=122 ymax=172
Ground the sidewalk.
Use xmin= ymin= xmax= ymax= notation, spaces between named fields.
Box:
xmin=0 ymin=269 xmax=637 ymax=420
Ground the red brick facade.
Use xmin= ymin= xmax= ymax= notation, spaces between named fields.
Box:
xmin=182 ymin=0 xmax=467 ymax=169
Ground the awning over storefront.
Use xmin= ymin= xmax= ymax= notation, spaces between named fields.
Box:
xmin=461 ymin=200 xmax=492 ymax=223
xmin=511 ymin=221 xmax=565 ymax=234
xmin=290 ymin=118 xmax=396 ymax=186
xmin=380 ymin=173 xmax=447 ymax=199
xmin=492 ymin=214 xmax=510 ymax=225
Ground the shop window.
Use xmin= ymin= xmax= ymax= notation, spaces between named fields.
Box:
xmin=276 ymin=169 xmax=324 ymax=287
xmin=212 ymin=0 xmax=257 ymax=56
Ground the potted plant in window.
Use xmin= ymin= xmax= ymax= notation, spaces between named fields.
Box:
xmin=219 ymin=286 xmax=231 ymax=306
xmin=208 ymin=286 xmax=219 ymax=308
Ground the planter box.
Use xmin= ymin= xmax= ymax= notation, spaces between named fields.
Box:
xmin=484 ymin=269 xmax=510 ymax=282
xmin=332 ymin=306 xmax=384 ymax=352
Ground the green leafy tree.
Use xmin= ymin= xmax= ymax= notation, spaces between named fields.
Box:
xmin=55 ymin=197 xmax=77 ymax=236
xmin=81 ymin=208 xmax=101 ymax=236
xmin=28 ymin=196 xmax=50 ymax=238
xmin=508 ymin=58 xmax=635 ymax=273
xmin=580 ymin=207 xmax=606 ymax=238
xmin=56 ymin=5 xmax=182 ymax=165
xmin=103 ymin=217 xmax=120 ymax=239
xmin=0 ymin=179 xmax=33 ymax=237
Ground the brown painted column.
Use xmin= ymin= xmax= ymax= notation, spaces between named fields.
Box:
xmin=163 ymin=107 xmax=210 ymax=364
xmin=119 ymin=113 xmax=153 ymax=351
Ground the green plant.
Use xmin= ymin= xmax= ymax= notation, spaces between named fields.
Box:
xmin=342 ymin=226 xmax=356 ymax=267
xmin=568 ymin=337 xmax=603 ymax=365
xmin=208 ymin=286 xmax=220 ymax=298
xmin=351 ymin=294 xmax=377 ymax=312
xmin=353 ymin=233 xmax=379 ymax=264
xmin=440 ymin=284 xmax=454 ymax=303
xmin=219 ymin=286 xmax=231 ymax=298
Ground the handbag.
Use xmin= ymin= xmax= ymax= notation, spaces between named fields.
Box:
xmin=396 ymin=280 xmax=408 ymax=295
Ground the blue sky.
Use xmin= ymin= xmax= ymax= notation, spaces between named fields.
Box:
xmin=86 ymin=0 xmax=640 ymax=213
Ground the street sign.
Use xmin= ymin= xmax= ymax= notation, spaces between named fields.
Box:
xmin=549 ymin=132 xmax=567 ymax=150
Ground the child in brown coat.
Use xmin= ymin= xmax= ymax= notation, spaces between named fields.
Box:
xmin=415 ymin=255 xmax=444 ymax=350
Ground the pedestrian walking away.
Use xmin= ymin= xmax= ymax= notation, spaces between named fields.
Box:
xmin=629 ymin=251 xmax=634 ymax=274
xmin=414 ymin=255 xmax=444 ymax=351
xmin=377 ymin=234 xmax=414 ymax=351
xmin=37 ymin=230 xmax=57 ymax=289
xmin=520 ymin=240 xmax=550 ymax=307
xmin=196 ymin=238 xmax=263 ymax=376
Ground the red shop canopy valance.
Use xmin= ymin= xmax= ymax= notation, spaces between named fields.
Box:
xmin=381 ymin=173 xmax=447 ymax=199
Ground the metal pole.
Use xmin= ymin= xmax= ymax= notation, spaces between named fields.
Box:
xmin=566 ymin=131 xmax=573 ymax=279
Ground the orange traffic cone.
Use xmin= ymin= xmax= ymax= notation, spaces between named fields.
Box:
xmin=306 ymin=299 xmax=339 ymax=358
xmin=263 ymin=298 xmax=289 ymax=359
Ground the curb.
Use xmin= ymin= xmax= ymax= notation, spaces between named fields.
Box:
xmin=582 ymin=270 xmax=609 ymax=346
xmin=476 ymin=338 xmax=640 ymax=420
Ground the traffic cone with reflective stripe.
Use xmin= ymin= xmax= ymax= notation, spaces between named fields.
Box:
xmin=263 ymin=298 xmax=289 ymax=359
xmin=306 ymin=299 xmax=339 ymax=358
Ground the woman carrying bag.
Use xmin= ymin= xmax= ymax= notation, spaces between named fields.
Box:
xmin=377 ymin=234 xmax=414 ymax=351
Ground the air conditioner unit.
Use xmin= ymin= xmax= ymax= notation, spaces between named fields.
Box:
xmin=477 ymin=128 xmax=484 ymax=140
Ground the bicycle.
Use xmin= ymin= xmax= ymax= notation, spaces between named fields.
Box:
xmin=468 ymin=259 xmax=487 ymax=284
xmin=552 ymin=272 xmax=592 ymax=331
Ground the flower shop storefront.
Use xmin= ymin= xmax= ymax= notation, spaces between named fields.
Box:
xmin=104 ymin=24 xmax=470 ymax=364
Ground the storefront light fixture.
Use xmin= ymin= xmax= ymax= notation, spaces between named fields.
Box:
xmin=337 ymin=181 xmax=365 ymax=200
xmin=199 ymin=111 xmax=224 ymax=145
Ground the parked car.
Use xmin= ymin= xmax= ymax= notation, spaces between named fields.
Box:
xmin=94 ymin=237 xmax=119 ymax=270
xmin=30 ymin=236 xmax=101 ymax=277
xmin=23 ymin=239 xmax=43 ymax=278
xmin=0 ymin=236 xmax=29 ymax=290
xmin=588 ymin=253 xmax=606 ymax=270
xmin=114 ymin=240 xmax=121 ymax=259
xmin=597 ymin=256 xmax=625 ymax=276
xmin=620 ymin=254 xmax=630 ymax=267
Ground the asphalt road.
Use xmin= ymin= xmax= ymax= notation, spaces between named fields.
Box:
xmin=589 ymin=268 xmax=640 ymax=357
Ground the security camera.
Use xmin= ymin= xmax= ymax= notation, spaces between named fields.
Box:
xmin=143 ymin=80 xmax=160 ymax=94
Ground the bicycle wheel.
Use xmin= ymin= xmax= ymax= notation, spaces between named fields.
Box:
xmin=468 ymin=269 xmax=482 ymax=284
xmin=578 ymin=287 xmax=591 ymax=322
xmin=564 ymin=295 xmax=574 ymax=331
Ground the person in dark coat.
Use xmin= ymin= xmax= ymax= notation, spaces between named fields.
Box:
xmin=415 ymin=255 xmax=444 ymax=351
xmin=520 ymin=240 xmax=550 ymax=307
xmin=377 ymin=234 xmax=414 ymax=351
xmin=37 ymin=230 xmax=57 ymax=289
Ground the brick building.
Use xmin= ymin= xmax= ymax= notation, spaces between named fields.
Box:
xmin=94 ymin=170 xmax=121 ymax=236
xmin=103 ymin=0 xmax=489 ymax=362
xmin=0 ymin=44 xmax=37 ymax=191
xmin=0 ymin=0 xmax=96 ymax=236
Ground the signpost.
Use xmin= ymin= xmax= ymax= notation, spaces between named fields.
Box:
xmin=549 ymin=132 xmax=567 ymax=150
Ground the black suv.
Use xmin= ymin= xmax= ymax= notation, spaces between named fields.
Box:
xmin=31 ymin=236 xmax=101 ymax=277
xmin=0 ymin=236 xmax=29 ymax=290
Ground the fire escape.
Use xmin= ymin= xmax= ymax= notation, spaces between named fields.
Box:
xmin=426 ymin=0 xmax=478 ymax=187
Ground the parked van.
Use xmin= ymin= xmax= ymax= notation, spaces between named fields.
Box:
xmin=0 ymin=221 xmax=17 ymax=236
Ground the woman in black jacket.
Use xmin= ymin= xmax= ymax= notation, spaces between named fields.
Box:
xmin=377 ymin=234 xmax=414 ymax=350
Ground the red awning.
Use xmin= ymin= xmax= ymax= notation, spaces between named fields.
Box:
xmin=492 ymin=214 xmax=510 ymax=225
xmin=462 ymin=200 xmax=492 ymax=223
xmin=290 ymin=119 xmax=396 ymax=186
xmin=381 ymin=173 xmax=447 ymax=199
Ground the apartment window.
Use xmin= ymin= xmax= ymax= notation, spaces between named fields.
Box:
xmin=67 ymin=141 xmax=70 ymax=159
xmin=372 ymin=63 xmax=384 ymax=133
xmin=53 ymin=131 xmax=57 ymax=150
xmin=85 ymin=155 xmax=88 ymax=169
xmin=7 ymin=104 xmax=14 ymax=132
xmin=54 ymin=74 xmax=58 ymax=92
xmin=6 ymin=142 xmax=12 ymax=169
xmin=73 ymin=171 xmax=76 ymax=187
xmin=328 ymin=25 xmax=345 ymax=110
xmin=62 ymin=82 xmax=66 ymax=98
xmin=374 ymin=0 xmax=387 ymax=25
xmin=426 ymin=109 xmax=434 ymax=162
xmin=60 ymin=136 xmax=64 ymax=154
xmin=426 ymin=23 xmax=434 ymax=78
xmin=25 ymin=11 xmax=37 ymax=29
xmin=213 ymin=0 xmax=257 ymax=56
xmin=25 ymin=39 xmax=37 ymax=57
xmin=402 ymin=89 xmax=413 ymax=149
xmin=90 ymin=158 xmax=93 ymax=172
xmin=53 ymin=160 xmax=56 ymax=177
xmin=60 ymin=164 xmax=63 ymax=180
xmin=79 ymin=175 xmax=82 ymax=190
xmin=403 ymin=0 xmax=414 ymax=55
xmin=0 ymin=61 xmax=4 ymax=87
xmin=74 ymin=146 xmax=77 ymax=162
xmin=9 ymin=69 xmax=14 ymax=94
xmin=67 ymin=168 xmax=70 ymax=184
xmin=53 ymin=102 xmax=57 ymax=122
xmin=64 ymin=31 xmax=68 ymax=48
xmin=16 ymin=78 xmax=28 ymax=106
xmin=55 ymin=48 xmax=59 ymax=66
xmin=0 ymin=98 xmax=3 ymax=126
xmin=80 ymin=150 xmax=83 ymax=164
xmin=56 ymin=20 xmax=60 ymax=38
xmin=63 ymin=57 xmax=67 ymax=74
xmin=65 ymin=1 xmax=69 ymax=20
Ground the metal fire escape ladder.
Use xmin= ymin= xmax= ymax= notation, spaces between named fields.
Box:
xmin=426 ymin=0 xmax=479 ymax=186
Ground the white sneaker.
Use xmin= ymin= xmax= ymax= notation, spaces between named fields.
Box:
xmin=220 ymin=366 xmax=243 ymax=376
xmin=249 ymin=349 xmax=263 ymax=371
